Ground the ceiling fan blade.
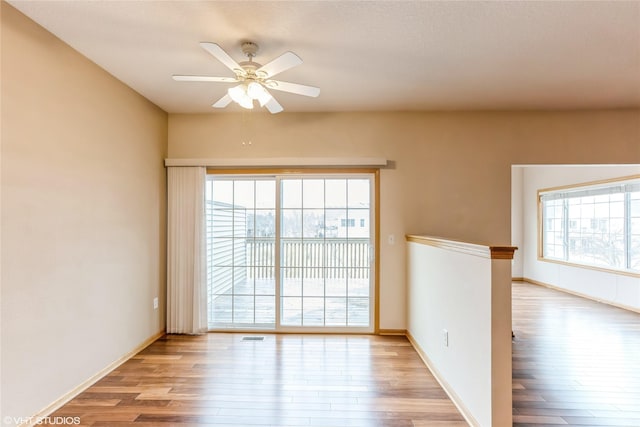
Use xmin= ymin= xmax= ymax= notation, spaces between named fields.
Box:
xmin=256 ymin=52 xmax=302 ymax=78
xmin=173 ymin=75 xmax=238 ymax=83
xmin=212 ymin=94 xmax=232 ymax=108
xmin=264 ymin=97 xmax=284 ymax=114
xmin=267 ymin=80 xmax=320 ymax=98
xmin=199 ymin=42 xmax=243 ymax=74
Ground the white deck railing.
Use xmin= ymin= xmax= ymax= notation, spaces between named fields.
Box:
xmin=207 ymin=238 xmax=371 ymax=298
xmin=250 ymin=238 xmax=370 ymax=279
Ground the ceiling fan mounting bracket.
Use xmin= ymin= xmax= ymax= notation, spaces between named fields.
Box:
xmin=241 ymin=41 xmax=259 ymax=59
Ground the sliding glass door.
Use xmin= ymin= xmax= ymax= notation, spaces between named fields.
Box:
xmin=206 ymin=173 xmax=375 ymax=332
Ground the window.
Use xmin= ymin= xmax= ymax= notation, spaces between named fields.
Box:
xmin=539 ymin=176 xmax=640 ymax=274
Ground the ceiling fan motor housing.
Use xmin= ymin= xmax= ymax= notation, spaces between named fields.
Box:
xmin=239 ymin=42 xmax=264 ymax=78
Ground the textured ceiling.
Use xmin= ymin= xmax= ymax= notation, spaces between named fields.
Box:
xmin=7 ymin=0 xmax=640 ymax=114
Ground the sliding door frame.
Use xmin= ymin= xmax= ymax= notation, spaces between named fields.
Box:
xmin=206 ymin=168 xmax=381 ymax=334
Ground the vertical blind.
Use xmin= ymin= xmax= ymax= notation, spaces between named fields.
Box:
xmin=166 ymin=166 xmax=208 ymax=334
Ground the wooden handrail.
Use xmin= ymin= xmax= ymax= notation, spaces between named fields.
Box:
xmin=406 ymin=235 xmax=517 ymax=260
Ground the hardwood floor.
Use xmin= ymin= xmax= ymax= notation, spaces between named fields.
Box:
xmin=512 ymin=281 xmax=640 ymax=427
xmin=42 ymin=281 xmax=640 ymax=426
xmin=45 ymin=334 xmax=466 ymax=426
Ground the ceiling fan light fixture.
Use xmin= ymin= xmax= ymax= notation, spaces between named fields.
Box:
xmin=228 ymin=84 xmax=253 ymax=109
xmin=247 ymin=81 xmax=273 ymax=107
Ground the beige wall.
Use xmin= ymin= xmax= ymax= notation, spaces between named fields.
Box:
xmin=1 ymin=3 xmax=167 ymax=421
xmin=169 ymin=110 xmax=640 ymax=329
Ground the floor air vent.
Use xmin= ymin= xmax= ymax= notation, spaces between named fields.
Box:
xmin=242 ymin=336 xmax=264 ymax=341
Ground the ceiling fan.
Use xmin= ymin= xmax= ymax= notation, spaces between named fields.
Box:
xmin=173 ymin=41 xmax=320 ymax=114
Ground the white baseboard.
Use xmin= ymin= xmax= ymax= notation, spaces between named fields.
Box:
xmin=21 ymin=330 xmax=165 ymax=427
xmin=378 ymin=328 xmax=407 ymax=335
xmin=406 ymin=331 xmax=478 ymax=427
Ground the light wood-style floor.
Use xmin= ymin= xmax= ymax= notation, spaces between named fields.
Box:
xmin=46 ymin=334 xmax=466 ymax=426
xmin=44 ymin=281 xmax=640 ymax=426
xmin=512 ymin=281 xmax=640 ymax=427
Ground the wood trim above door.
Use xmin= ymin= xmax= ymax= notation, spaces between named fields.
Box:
xmin=166 ymin=157 xmax=388 ymax=168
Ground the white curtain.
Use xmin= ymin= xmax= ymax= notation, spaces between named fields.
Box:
xmin=166 ymin=166 xmax=207 ymax=334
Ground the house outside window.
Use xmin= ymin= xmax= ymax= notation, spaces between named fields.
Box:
xmin=341 ymin=218 xmax=355 ymax=227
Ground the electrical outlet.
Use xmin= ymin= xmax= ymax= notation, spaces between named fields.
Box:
xmin=153 ymin=297 xmax=158 ymax=310
xmin=443 ymin=329 xmax=449 ymax=347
